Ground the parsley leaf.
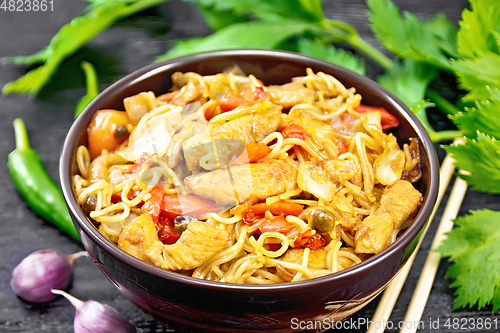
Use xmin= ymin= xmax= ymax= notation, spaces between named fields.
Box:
xmin=157 ymin=20 xmax=313 ymax=61
xmin=297 ymin=38 xmax=366 ymax=75
xmin=444 ymin=133 xmax=500 ymax=194
xmin=437 ymin=209 xmax=500 ymax=311
xmin=453 ymin=51 xmax=500 ymax=101
xmin=2 ymin=0 xmax=169 ymax=96
xmin=457 ymin=0 xmax=500 ymax=58
xmin=367 ymin=0 xmax=459 ymax=71
xmin=451 ymin=94 xmax=500 ymax=139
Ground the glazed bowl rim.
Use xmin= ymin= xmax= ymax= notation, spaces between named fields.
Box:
xmin=60 ymin=49 xmax=439 ymax=293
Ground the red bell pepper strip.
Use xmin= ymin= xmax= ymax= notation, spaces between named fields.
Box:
xmin=259 ymin=216 xmax=295 ymax=235
xmin=162 ymin=194 xmax=219 ymax=219
xmin=280 ymin=123 xmax=310 ymax=140
xmin=141 ymin=186 xmax=164 ymax=222
xmin=157 ymin=215 xmax=181 ymax=245
xmin=243 ymin=202 xmax=303 ymax=225
xmin=229 ymin=143 xmax=272 ymax=165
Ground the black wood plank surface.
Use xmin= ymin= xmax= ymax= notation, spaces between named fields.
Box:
xmin=1 ymin=1 xmax=498 ymax=332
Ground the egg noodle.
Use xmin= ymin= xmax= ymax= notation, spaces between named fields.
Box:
xmin=74 ymin=68 xmax=423 ymax=284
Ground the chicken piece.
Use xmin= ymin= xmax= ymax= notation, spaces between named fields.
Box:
xmin=354 ymin=180 xmax=422 ymax=254
xmin=378 ymin=180 xmax=422 ymax=228
xmin=184 ymin=159 xmax=297 ymax=206
xmin=88 ymin=153 xmax=128 ymax=184
xmin=334 ymin=210 xmax=359 ymax=230
xmin=281 ymin=247 xmax=329 ymax=270
xmin=288 ymin=108 xmax=333 ymax=137
xmin=354 ymin=213 xmax=393 ymax=254
xmin=267 ymin=83 xmax=315 ymax=109
xmin=182 ymin=102 xmax=282 ymax=171
xmin=170 ymin=82 xmax=200 ymax=106
xmin=118 ymin=215 xmax=229 ymax=271
xmin=210 ymin=102 xmax=282 ymax=142
xmin=324 ymin=158 xmax=361 ymax=183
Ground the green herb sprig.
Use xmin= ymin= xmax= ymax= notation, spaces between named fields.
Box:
xmin=2 ymin=0 xmax=170 ymax=97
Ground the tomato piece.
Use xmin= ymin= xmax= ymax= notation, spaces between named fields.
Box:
xmin=243 ymin=202 xmax=304 ymax=225
xmin=88 ymin=109 xmax=130 ymax=159
xmin=294 ymin=229 xmax=314 ymax=248
xmin=280 ymin=123 xmax=310 ymax=140
xmin=355 ymin=104 xmax=399 ymax=130
xmin=141 ymin=186 xmax=164 ymax=222
xmin=259 ymin=216 xmax=295 ymax=234
xmin=336 ymin=137 xmax=348 ymax=155
xmin=229 ymin=143 xmax=272 ymax=165
xmin=218 ymin=93 xmax=252 ymax=112
xmin=162 ymin=194 xmax=219 ymax=219
xmin=157 ymin=215 xmax=180 ymax=245
xmin=303 ymin=234 xmax=326 ymax=250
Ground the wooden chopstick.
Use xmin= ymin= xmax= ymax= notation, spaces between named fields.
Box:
xmin=399 ymin=175 xmax=468 ymax=333
xmin=367 ymin=138 xmax=464 ymax=333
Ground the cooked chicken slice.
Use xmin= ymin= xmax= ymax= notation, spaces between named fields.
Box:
xmin=209 ymin=102 xmax=282 ymax=143
xmin=184 ymin=159 xmax=297 ymax=206
xmin=267 ymin=83 xmax=315 ymax=109
xmin=288 ymin=108 xmax=333 ymax=136
xmin=118 ymin=215 xmax=229 ymax=271
xmin=378 ymin=180 xmax=422 ymax=228
xmin=88 ymin=153 xmax=128 ymax=184
xmin=334 ymin=210 xmax=359 ymax=230
xmin=281 ymin=247 xmax=329 ymax=270
xmin=182 ymin=102 xmax=282 ymax=171
xmin=354 ymin=212 xmax=393 ymax=254
xmin=118 ymin=215 xmax=150 ymax=263
xmin=324 ymin=158 xmax=361 ymax=183
xmin=354 ymin=180 xmax=422 ymax=254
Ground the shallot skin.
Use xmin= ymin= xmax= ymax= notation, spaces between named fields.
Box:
xmin=11 ymin=250 xmax=72 ymax=303
xmin=74 ymin=300 xmax=137 ymax=333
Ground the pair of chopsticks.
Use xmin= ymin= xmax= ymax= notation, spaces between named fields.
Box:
xmin=367 ymin=137 xmax=467 ymax=333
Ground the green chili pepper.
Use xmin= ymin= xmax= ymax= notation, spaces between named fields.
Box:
xmin=75 ymin=61 xmax=99 ymax=118
xmin=8 ymin=119 xmax=80 ymax=241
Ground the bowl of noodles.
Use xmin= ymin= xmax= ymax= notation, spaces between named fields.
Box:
xmin=60 ymin=49 xmax=438 ymax=332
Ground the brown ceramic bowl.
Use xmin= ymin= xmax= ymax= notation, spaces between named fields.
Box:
xmin=60 ymin=50 xmax=438 ymax=332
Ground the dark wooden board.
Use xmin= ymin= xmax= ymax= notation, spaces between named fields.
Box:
xmin=1 ymin=1 xmax=498 ymax=332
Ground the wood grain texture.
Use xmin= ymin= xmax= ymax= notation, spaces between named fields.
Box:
xmin=1 ymin=1 xmax=496 ymax=332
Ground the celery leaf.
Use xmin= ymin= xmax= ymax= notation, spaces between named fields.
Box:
xmin=453 ymin=51 xmax=500 ymax=101
xmin=451 ymin=95 xmax=500 ymax=139
xmin=367 ymin=0 xmax=459 ymax=71
xmin=437 ymin=209 xmax=500 ymax=311
xmin=157 ymin=20 xmax=312 ymax=61
xmin=457 ymin=0 xmax=500 ymax=58
xmin=376 ymin=59 xmax=438 ymax=136
xmin=297 ymin=38 xmax=366 ymax=75
xmin=444 ymin=133 xmax=500 ymax=194
xmin=2 ymin=0 xmax=169 ymax=96
xmin=185 ymin=0 xmax=323 ymax=24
